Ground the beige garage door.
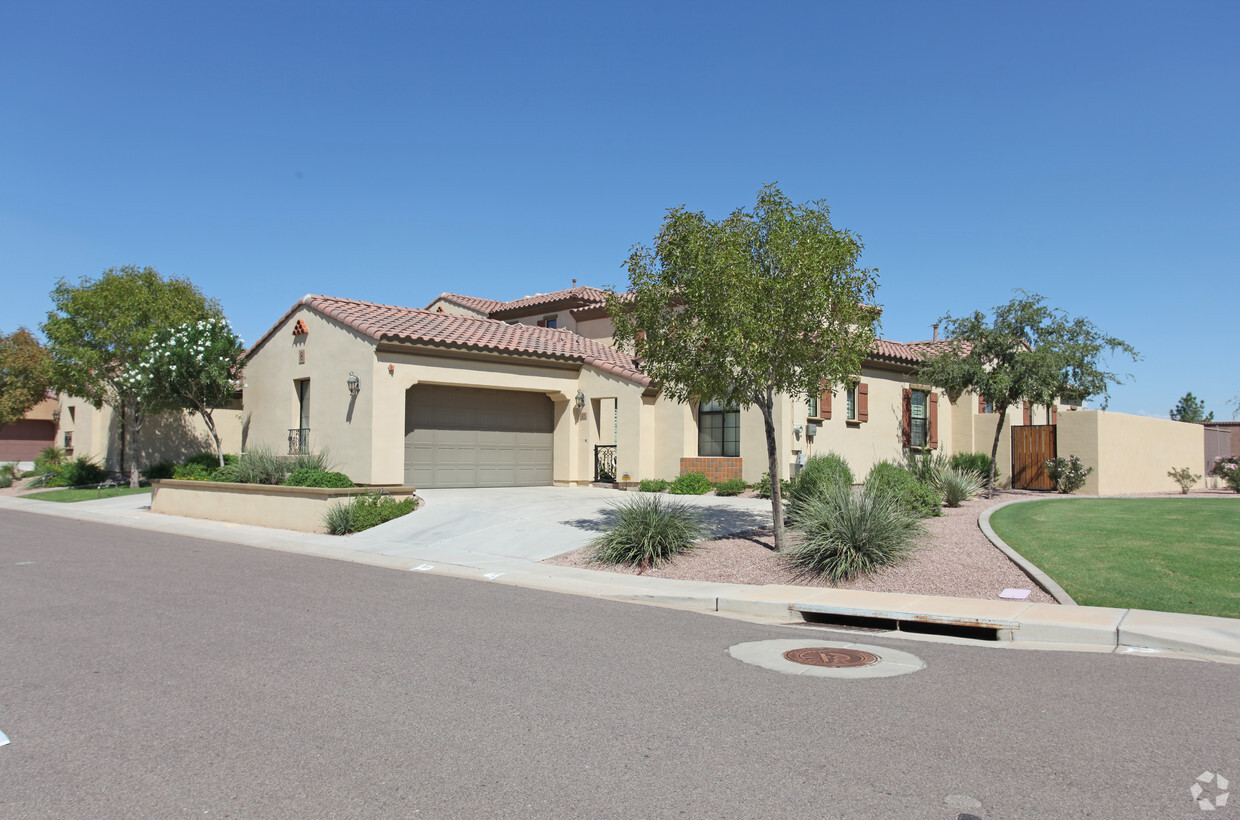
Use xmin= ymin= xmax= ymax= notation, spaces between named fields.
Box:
xmin=404 ymin=385 xmax=554 ymax=488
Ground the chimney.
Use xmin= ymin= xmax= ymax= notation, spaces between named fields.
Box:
xmin=932 ymin=322 xmax=939 ymax=341
xmin=572 ymin=278 xmax=577 ymax=288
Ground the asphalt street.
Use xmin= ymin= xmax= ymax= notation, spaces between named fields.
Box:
xmin=1 ymin=508 xmax=1237 ymax=818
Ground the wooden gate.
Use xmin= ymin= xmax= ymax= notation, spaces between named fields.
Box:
xmin=1012 ymin=425 xmax=1057 ymax=490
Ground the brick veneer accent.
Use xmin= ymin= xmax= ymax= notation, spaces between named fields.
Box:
xmin=680 ymin=457 xmax=742 ymax=482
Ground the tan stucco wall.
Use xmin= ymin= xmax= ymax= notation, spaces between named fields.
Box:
xmin=424 ymin=298 xmax=488 ymax=318
xmin=151 ymin=480 xmax=416 ymax=533
xmin=1056 ymin=410 xmax=1206 ymax=495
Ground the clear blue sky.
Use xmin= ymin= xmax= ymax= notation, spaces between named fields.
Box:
xmin=3 ymin=1 xmax=1235 ymax=418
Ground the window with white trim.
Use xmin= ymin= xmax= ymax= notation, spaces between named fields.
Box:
xmin=910 ymin=389 xmax=929 ymax=448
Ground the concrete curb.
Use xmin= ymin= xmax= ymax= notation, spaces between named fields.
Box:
xmin=978 ymin=497 xmax=1078 ymax=605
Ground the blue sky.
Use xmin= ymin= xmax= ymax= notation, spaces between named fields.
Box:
xmin=2 ymin=1 xmax=1235 ymax=418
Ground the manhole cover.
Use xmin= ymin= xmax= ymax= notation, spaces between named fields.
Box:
xmin=782 ymin=647 xmax=880 ymax=668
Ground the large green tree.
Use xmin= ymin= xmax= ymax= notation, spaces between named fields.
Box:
xmin=917 ymin=292 xmax=1138 ymax=495
xmin=608 ymin=184 xmax=880 ymax=550
xmin=1169 ymin=392 xmax=1213 ymax=423
xmin=120 ymin=318 xmax=244 ymax=467
xmin=42 ymin=266 xmax=223 ymax=487
xmin=0 ymin=328 xmax=53 ymax=428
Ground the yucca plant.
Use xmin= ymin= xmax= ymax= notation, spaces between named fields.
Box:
xmin=323 ymin=497 xmax=359 ymax=535
xmin=784 ymin=483 xmax=923 ymax=582
xmin=589 ymin=494 xmax=706 ymax=570
xmin=934 ymin=466 xmax=985 ymax=508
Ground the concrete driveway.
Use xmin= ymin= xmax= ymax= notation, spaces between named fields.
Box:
xmin=346 ymin=486 xmax=774 ymax=565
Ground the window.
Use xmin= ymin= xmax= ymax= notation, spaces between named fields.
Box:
xmin=807 ymin=393 xmax=820 ymax=419
xmin=845 ymin=384 xmax=857 ymax=421
xmin=538 ymin=315 xmax=558 ymax=328
xmin=910 ymin=389 xmax=929 ymax=447
xmin=698 ymin=400 xmax=739 ymax=457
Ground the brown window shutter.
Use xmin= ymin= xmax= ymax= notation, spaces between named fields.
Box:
xmin=929 ymin=393 xmax=939 ymax=449
xmin=857 ymin=382 xmax=869 ymax=422
xmin=1051 ymin=404 xmax=1058 ymax=425
xmin=978 ymin=395 xmax=986 ymax=413
xmin=821 ymin=386 xmax=832 ymax=419
xmin=901 ymin=388 xmax=911 ymax=447
xmin=1023 ymin=401 xmax=1032 ymax=426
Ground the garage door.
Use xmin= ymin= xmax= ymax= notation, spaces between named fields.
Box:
xmin=404 ymin=385 xmax=554 ymax=488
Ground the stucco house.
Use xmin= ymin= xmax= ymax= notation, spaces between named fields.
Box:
xmin=240 ymin=286 xmax=1046 ymax=489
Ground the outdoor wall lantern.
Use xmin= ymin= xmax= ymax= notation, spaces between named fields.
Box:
xmin=575 ymin=390 xmax=586 ymax=410
xmin=347 ymin=372 xmax=361 ymax=397
xmin=52 ymin=409 xmax=61 ymax=424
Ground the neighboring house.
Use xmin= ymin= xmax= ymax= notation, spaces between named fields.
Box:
xmin=0 ymin=394 xmax=58 ymax=466
xmin=241 ymin=287 xmax=1058 ymax=489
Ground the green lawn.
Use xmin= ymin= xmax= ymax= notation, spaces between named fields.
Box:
xmin=990 ymin=499 xmax=1240 ymax=619
xmin=23 ymin=485 xmax=151 ymax=503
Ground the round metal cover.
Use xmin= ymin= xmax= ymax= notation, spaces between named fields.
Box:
xmin=782 ymin=647 xmax=880 ymax=668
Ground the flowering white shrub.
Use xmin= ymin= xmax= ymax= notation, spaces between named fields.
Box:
xmin=1044 ymin=454 xmax=1093 ymax=494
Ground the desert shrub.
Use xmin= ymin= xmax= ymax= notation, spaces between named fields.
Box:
xmin=784 ymin=482 xmax=923 ymax=582
xmin=949 ymin=451 xmax=995 ymax=479
xmin=0 ymin=462 xmax=21 ymax=487
xmin=754 ymin=471 xmax=792 ymax=499
xmin=172 ymin=463 xmax=215 ymax=481
xmin=146 ymin=461 xmax=176 ymax=480
xmin=668 ymin=471 xmax=712 ymax=495
xmin=638 ymin=478 xmax=671 ymax=493
xmin=713 ymin=478 xmax=748 ymax=497
xmin=1210 ymin=456 xmax=1240 ymax=493
xmin=211 ymin=464 xmax=245 ymax=483
xmin=183 ymin=452 xmax=220 ymax=470
xmin=864 ymin=461 xmax=941 ymax=518
xmin=226 ymin=445 xmax=331 ymax=485
xmin=934 ymin=467 xmax=985 ymax=507
xmin=903 ymin=449 xmax=949 ymax=485
xmin=323 ymin=492 xmax=417 ymax=535
xmin=588 ymin=494 xmax=706 ymax=569
xmin=1167 ymin=467 xmax=1200 ymax=495
xmin=788 ymin=452 xmax=853 ymax=504
xmin=47 ymin=457 xmax=108 ymax=488
xmin=1045 ymin=455 xmax=1093 ymax=494
xmin=33 ymin=446 xmax=67 ymax=476
xmin=285 ymin=468 xmax=355 ymax=488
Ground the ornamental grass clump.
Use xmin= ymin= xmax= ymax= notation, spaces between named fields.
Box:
xmin=589 ymin=494 xmax=706 ymax=570
xmin=933 ymin=466 xmax=986 ymax=508
xmin=784 ymin=483 xmax=923 ymax=582
xmin=323 ymin=492 xmax=417 ymax=534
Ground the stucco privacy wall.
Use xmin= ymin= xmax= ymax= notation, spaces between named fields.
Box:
xmin=151 ymin=480 xmax=416 ymax=533
xmin=53 ymin=395 xmax=243 ymax=472
xmin=1056 ymin=410 xmax=1205 ymax=495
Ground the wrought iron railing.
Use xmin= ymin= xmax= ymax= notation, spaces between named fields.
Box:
xmin=594 ymin=444 xmax=617 ymax=482
xmin=288 ymin=427 xmax=310 ymax=455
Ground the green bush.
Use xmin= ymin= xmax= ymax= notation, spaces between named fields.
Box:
xmin=638 ymin=478 xmax=671 ymax=493
xmin=47 ymin=457 xmax=108 ymax=488
xmin=668 ymin=471 xmax=712 ymax=495
xmin=146 ymin=461 xmax=176 ymax=480
xmin=588 ymin=494 xmax=706 ymax=569
xmin=211 ymin=464 xmax=245 ymax=483
xmin=713 ymin=478 xmax=748 ymax=497
xmin=33 ymin=446 xmax=67 ymax=476
xmin=934 ymin=467 xmax=985 ymax=508
xmin=224 ymin=446 xmax=333 ymax=485
xmin=172 ymin=463 xmax=215 ymax=481
xmin=754 ymin=471 xmax=791 ymax=499
xmin=1045 ymin=455 xmax=1093 ymax=494
xmin=284 ymin=468 xmax=355 ymax=488
xmin=903 ymin=449 xmax=949 ymax=485
xmin=784 ymin=482 xmax=924 ymax=582
xmin=864 ymin=461 xmax=942 ymax=518
xmin=788 ymin=453 xmax=853 ymax=504
xmin=1167 ymin=467 xmax=1200 ymax=495
xmin=949 ymin=452 xmax=996 ymax=481
xmin=323 ymin=493 xmax=417 ymax=535
xmin=183 ymin=452 xmax=221 ymax=470
xmin=0 ymin=462 xmax=21 ymax=487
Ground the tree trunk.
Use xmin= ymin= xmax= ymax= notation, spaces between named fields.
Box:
xmin=987 ymin=404 xmax=1008 ymax=498
xmin=201 ymin=409 xmax=224 ymax=467
xmin=127 ymin=399 xmax=145 ymax=489
xmin=759 ymin=387 xmax=787 ymax=551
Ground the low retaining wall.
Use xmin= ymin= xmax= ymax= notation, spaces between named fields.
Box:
xmin=150 ymin=480 xmax=418 ymax=533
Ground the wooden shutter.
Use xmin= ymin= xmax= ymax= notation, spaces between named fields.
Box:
xmin=1023 ymin=401 xmax=1032 ymax=426
xmin=901 ymin=388 xmax=912 ymax=446
xmin=820 ymin=385 xmax=832 ymax=419
xmin=978 ymin=395 xmax=986 ymax=413
xmin=929 ymin=393 xmax=939 ymax=449
xmin=1051 ymin=404 xmax=1058 ymax=425
xmin=857 ymin=382 xmax=869 ymax=422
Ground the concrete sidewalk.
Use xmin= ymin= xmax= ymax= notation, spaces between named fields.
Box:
xmin=4 ymin=491 xmax=1238 ymax=663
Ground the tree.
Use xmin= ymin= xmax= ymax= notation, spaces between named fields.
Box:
xmin=917 ymin=292 xmax=1138 ymax=495
xmin=0 ymin=328 xmax=53 ymax=429
xmin=607 ymin=184 xmax=880 ymax=551
xmin=41 ymin=266 xmax=223 ymax=487
xmin=1169 ymin=392 xmax=1213 ymax=423
xmin=119 ymin=318 xmax=244 ymax=467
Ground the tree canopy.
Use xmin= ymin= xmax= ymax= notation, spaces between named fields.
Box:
xmin=41 ymin=266 xmax=223 ymax=485
xmin=607 ymin=183 xmax=880 ymax=550
xmin=917 ymin=291 xmax=1138 ymax=493
xmin=0 ymin=328 xmax=53 ymax=429
xmin=1169 ymin=392 xmax=1213 ymax=423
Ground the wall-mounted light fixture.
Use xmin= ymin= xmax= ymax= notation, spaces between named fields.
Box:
xmin=574 ymin=390 xmax=586 ymax=410
xmin=52 ymin=409 xmax=61 ymax=424
xmin=388 ymin=363 xmax=395 ymax=375
xmin=347 ymin=372 xmax=361 ymax=397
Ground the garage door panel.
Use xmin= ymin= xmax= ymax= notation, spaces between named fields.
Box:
xmin=405 ymin=385 xmax=553 ymax=488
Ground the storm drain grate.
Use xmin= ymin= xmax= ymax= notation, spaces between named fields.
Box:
xmin=782 ymin=647 xmax=880 ymax=668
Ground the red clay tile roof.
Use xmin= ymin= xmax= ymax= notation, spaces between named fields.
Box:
xmin=488 ymin=286 xmax=610 ymax=317
xmin=425 ymin=293 xmax=507 ymax=315
xmin=254 ymin=295 xmax=651 ymax=387
xmin=869 ymin=338 xmax=971 ymax=364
